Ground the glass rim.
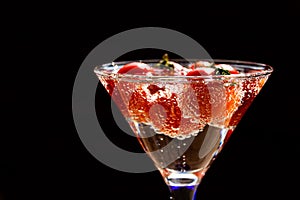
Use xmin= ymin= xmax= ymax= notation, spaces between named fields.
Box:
xmin=94 ymin=59 xmax=273 ymax=80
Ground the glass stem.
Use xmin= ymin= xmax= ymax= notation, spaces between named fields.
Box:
xmin=169 ymin=185 xmax=198 ymax=200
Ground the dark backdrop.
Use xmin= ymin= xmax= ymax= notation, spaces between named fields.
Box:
xmin=2 ymin=1 xmax=299 ymax=200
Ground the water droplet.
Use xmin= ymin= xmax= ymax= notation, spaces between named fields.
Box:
xmin=192 ymin=132 xmax=198 ymax=136
xmin=175 ymin=163 xmax=191 ymax=171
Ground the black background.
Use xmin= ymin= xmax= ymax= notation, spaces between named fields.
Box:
xmin=1 ymin=1 xmax=300 ymax=200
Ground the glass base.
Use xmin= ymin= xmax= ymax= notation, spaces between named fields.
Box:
xmin=169 ymin=185 xmax=198 ymax=200
xmin=159 ymin=167 xmax=207 ymax=186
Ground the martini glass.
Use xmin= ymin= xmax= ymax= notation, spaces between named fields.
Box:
xmin=94 ymin=59 xmax=273 ymax=200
